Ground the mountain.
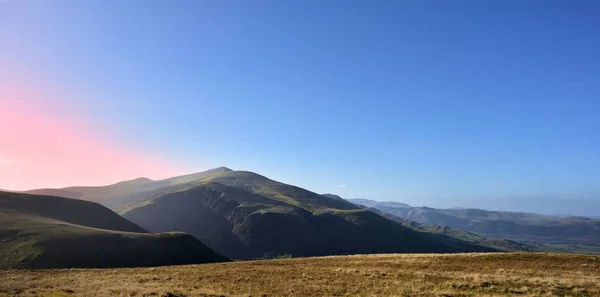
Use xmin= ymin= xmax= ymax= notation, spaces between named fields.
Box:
xmin=24 ymin=167 xmax=234 ymax=210
xmin=114 ymin=169 xmax=497 ymax=259
xmin=0 ymin=191 xmax=228 ymax=269
xmin=350 ymin=198 xmax=600 ymax=251
xmin=24 ymin=168 xmax=499 ymax=260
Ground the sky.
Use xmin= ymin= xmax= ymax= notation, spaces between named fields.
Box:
xmin=1 ymin=1 xmax=599 ymax=215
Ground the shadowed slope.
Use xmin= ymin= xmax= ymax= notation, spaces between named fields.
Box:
xmin=0 ymin=191 xmax=145 ymax=232
xmin=0 ymin=191 xmax=228 ymax=269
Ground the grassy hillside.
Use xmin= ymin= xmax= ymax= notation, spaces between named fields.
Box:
xmin=24 ymin=167 xmax=233 ymax=210
xmin=203 ymin=170 xmax=358 ymax=211
xmin=0 ymin=191 xmax=228 ymax=269
xmin=0 ymin=191 xmax=145 ymax=232
xmin=351 ymin=198 xmax=600 ymax=249
xmin=2 ymin=253 xmax=598 ymax=297
xmin=121 ymin=170 xmax=496 ymax=260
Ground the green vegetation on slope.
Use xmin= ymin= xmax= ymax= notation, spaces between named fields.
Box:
xmin=0 ymin=191 xmax=145 ymax=232
xmin=201 ymin=170 xmax=359 ymax=211
xmin=0 ymin=191 xmax=228 ymax=269
xmin=24 ymin=167 xmax=234 ymax=210
xmin=121 ymin=170 xmax=496 ymax=260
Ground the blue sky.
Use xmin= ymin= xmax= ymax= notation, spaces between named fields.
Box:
xmin=1 ymin=1 xmax=599 ymax=214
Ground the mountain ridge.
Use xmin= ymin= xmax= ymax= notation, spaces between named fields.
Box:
xmin=117 ymin=169 xmax=498 ymax=259
xmin=24 ymin=167 xmax=234 ymax=210
xmin=22 ymin=168 xmax=504 ymax=260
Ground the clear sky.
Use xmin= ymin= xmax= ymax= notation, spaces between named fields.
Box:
xmin=1 ymin=1 xmax=599 ymax=215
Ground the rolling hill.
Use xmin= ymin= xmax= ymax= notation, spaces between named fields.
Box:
xmin=0 ymin=191 xmax=228 ymax=269
xmin=349 ymin=198 xmax=600 ymax=251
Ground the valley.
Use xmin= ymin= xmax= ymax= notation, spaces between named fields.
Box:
xmin=351 ymin=198 xmax=600 ymax=254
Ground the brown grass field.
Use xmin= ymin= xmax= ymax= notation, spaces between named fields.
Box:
xmin=1 ymin=253 xmax=599 ymax=297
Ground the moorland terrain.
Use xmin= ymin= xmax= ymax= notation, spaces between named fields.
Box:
xmin=1 ymin=253 xmax=599 ymax=297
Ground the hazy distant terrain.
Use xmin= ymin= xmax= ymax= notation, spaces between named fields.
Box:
xmin=2 ymin=253 xmax=598 ymax=297
xmin=0 ymin=191 xmax=228 ymax=269
xmin=350 ymin=198 xmax=600 ymax=253
xmin=363 ymin=206 xmax=536 ymax=252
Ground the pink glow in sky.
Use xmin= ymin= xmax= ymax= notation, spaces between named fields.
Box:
xmin=0 ymin=73 xmax=186 ymax=190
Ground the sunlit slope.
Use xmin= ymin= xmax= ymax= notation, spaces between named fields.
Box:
xmin=25 ymin=167 xmax=233 ymax=210
xmin=0 ymin=191 xmax=229 ymax=269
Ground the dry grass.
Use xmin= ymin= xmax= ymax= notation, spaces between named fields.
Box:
xmin=1 ymin=253 xmax=599 ymax=297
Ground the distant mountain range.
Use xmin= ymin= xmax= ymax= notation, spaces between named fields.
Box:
xmin=0 ymin=191 xmax=228 ymax=269
xmin=356 ymin=205 xmax=535 ymax=252
xmin=24 ymin=167 xmax=496 ymax=261
xmin=349 ymin=198 xmax=600 ymax=254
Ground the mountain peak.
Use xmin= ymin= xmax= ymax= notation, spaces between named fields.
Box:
xmin=114 ymin=177 xmax=154 ymax=186
xmin=132 ymin=177 xmax=154 ymax=183
xmin=213 ymin=166 xmax=233 ymax=172
xmin=322 ymin=193 xmax=346 ymax=201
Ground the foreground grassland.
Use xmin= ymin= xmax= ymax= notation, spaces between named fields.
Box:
xmin=1 ymin=253 xmax=599 ymax=297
